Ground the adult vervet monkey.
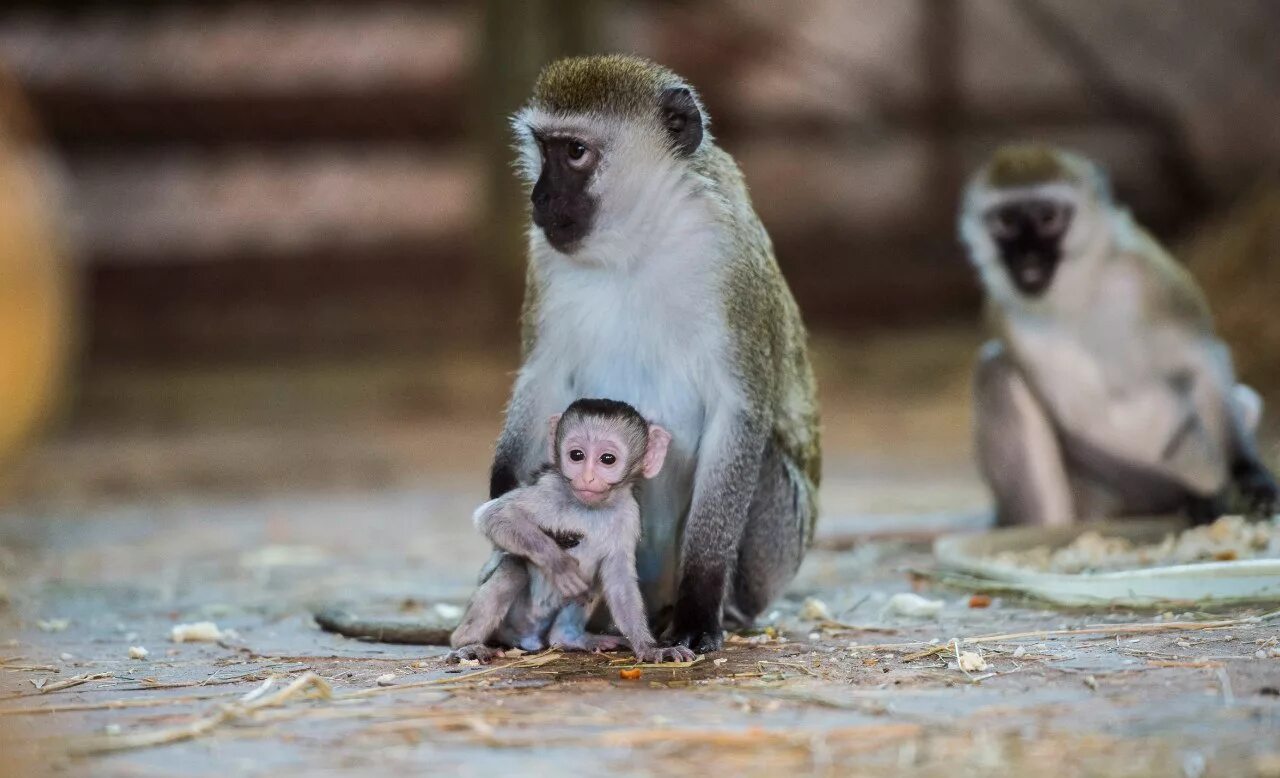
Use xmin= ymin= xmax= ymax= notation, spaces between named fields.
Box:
xmin=960 ymin=143 xmax=1276 ymax=527
xmin=489 ymin=55 xmax=821 ymax=653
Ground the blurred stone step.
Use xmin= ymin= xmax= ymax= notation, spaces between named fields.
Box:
xmin=65 ymin=146 xmax=476 ymax=263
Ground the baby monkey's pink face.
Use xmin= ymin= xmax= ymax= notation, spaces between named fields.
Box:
xmin=558 ymin=431 xmax=631 ymax=506
xmin=548 ymin=410 xmax=671 ymax=508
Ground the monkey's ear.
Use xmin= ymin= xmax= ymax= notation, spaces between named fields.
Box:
xmin=641 ymin=424 xmax=672 ymax=479
xmin=659 ymin=87 xmax=703 ymax=157
xmin=546 ymin=414 xmax=562 ymax=463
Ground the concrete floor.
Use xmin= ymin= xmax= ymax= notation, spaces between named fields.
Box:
xmin=2 ymin=329 xmax=1279 ymax=777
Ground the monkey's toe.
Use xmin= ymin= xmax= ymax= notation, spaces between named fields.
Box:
xmin=446 ymin=644 xmax=498 ymax=664
xmin=1237 ymin=469 xmax=1279 ymax=518
xmin=638 ymin=645 xmax=696 ymax=663
xmin=669 ymin=629 xmax=724 ymax=654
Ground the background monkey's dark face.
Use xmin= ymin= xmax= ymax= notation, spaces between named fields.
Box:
xmin=983 ymin=198 xmax=1074 ymax=296
xmin=530 ymin=133 xmax=601 ymax=253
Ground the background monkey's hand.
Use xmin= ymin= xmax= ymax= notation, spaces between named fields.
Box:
xmin=543 ymin=552 xmax=590 ymax=600
xmin=634 ymin=644 xmax=696 ymax=663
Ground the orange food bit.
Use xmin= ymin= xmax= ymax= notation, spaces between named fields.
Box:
xmin=619 ymin=668 xmax=642 ymax=680
xmin=969 ymin=594 xmax=993 ymax=608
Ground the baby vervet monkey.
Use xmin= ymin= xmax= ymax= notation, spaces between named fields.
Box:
xmin=448 ymin=399 xmax=696 ymax=664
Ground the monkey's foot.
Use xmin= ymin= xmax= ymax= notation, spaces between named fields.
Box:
xmin=446 ymin=644 xmax=499 ymax=664
xmin=668 ymin=624 xmax=725 ymax=654
xmin=1238 ymin=467 xmax=1279 ymax=517
xmin=635 ymin=645 xmax=696 ymax=663
xmin=550 ymin=633 xmax=627 ymax=653
xmin=586 ymin=635 xmax=627 ymax=653
xmin=1186 ymin=493 xmax=1228 ymax=526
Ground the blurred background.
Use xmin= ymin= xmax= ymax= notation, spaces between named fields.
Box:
xmin=0 ymin=0 xmax=1278 ymax=511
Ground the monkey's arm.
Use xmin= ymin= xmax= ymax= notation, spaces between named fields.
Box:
xmin=600 ymin=545 xmax=695 ymax=663
xmin=1159 ymin=332 xmax=1276 ymax=514
xmin=490 ymin=371 xmax=540 ymax=498
xmin=671 ymin=408 xmax=768 ymax=653
xmin=475 ymin=497 xmax=589 ymax=599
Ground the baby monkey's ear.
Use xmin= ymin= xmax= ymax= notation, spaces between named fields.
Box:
xmin=546 ymin=414 xmax=562 ymax=463
xmin=642 ymin=424 xmax=672 ymax=479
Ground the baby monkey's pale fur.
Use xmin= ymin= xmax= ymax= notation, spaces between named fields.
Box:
xmin=449 ymin=399 xmax=694 ymax=664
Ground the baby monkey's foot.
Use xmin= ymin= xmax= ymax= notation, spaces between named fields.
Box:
xmin=586 ymin=634 xmax=628 ymax=653
xmin=550 ymin=633 xmax=626 ymax=653
xmin=635 ymin=644 xmax=696 ymax=663
xmin=446 ymin=644 xmax=499 ymax=664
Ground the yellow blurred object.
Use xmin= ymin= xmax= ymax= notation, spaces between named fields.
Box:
xmin=0 ymin=68 xmax=75 ymax=473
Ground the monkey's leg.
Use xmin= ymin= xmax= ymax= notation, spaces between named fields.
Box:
xmin=670 ymin=412 xmax=768 ymax=654
xmin=447 ymin=553 xmax=528 ymax=664
xmin=547 ymin=601 xmax=627 ymax=653
xmin=974 ymin=341 xmax=1074 ymax=527
xmin=727 ymin=440 xmax=809 ymax=629
xmin=1229 ymin=384 xmax=1278 ymax=516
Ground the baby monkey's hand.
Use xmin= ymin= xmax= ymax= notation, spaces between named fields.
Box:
xmin=543 ymin=551 xmax=590 ymax=600
xmin=634 ymin=644 xmax=697 ymax=663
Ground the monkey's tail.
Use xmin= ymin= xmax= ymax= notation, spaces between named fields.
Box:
xmin=313 ymin=608 xmax=454 ymax=646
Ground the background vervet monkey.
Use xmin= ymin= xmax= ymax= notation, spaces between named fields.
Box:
xmin=488 ymin=55 xmax=821 ymax=653
xmin=448 ymin=398 xmax=693 ymax=664
xmin=960 ymin=143 xmax=1277 ymax=527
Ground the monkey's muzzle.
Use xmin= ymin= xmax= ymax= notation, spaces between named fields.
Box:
xmin=987 ymin=200 xmax=1070 ymax=297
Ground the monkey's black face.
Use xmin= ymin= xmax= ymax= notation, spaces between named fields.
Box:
xmin=984 ymin=198 xmax=1074 ymax=297
xmin=531 ymin=135 xmax=600 ymax=253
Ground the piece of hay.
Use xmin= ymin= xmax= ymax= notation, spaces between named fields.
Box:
xmin=798 ymin=597 xmax=832 ymax=621
xmin=884 ymin=593 xmax=943 ymax=618
xmin=957 ymin=652 xmax=988 ymax=672
xmin=67 ymin=672 xmax=332 ymax=756
xmin=170 ymin=622 xmax=223 ymax=643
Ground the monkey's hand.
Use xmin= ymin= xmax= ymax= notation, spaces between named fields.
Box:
xmin=1236 ymin=463 xmax=1279 ymax=517
xmin=634 ymin=644 xmax=696 ymax=664
xmin=542 ymin=552 xmax=590 ymax=600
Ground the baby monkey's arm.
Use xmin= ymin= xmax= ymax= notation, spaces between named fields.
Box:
xmin=474 ymin=495 xmax=589 ymax=599
xmin=601 ymin=545 xmax=696 ymax=664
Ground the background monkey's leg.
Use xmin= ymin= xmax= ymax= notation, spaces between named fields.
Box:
xmin=974 ymin=341 xmax=1074 ymax=527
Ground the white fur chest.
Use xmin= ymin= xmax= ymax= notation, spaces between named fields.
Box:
xmin=523 ymin=249 xmax=732 ymax=458
xmin=1005 ymin=295 xmax=1186 ymax=467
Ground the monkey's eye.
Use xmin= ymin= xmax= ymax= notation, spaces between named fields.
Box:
xmin=1038 ymin=203 xmax=1071 ymax=233
xmin=986 ymin=208 xmax=1018 ymax=239
xmin=568 ymin=449 xmax=585 ymax=462
xmin=600 ymin=453 xmax=617 ymax=466
xmin=565 ymin=141 xmax=595 ymax=171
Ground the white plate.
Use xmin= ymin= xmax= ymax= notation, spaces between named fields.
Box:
xmin=933 ymin=519 xmax=1280 ymax=606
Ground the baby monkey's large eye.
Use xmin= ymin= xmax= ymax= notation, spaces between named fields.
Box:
xmin=568 ymin=141 xmax=587 ymax=161
xmin=569 ymin=449 xmax=585 ymax=462
xmin=599 ymin=453 xmax=616 ymax=466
